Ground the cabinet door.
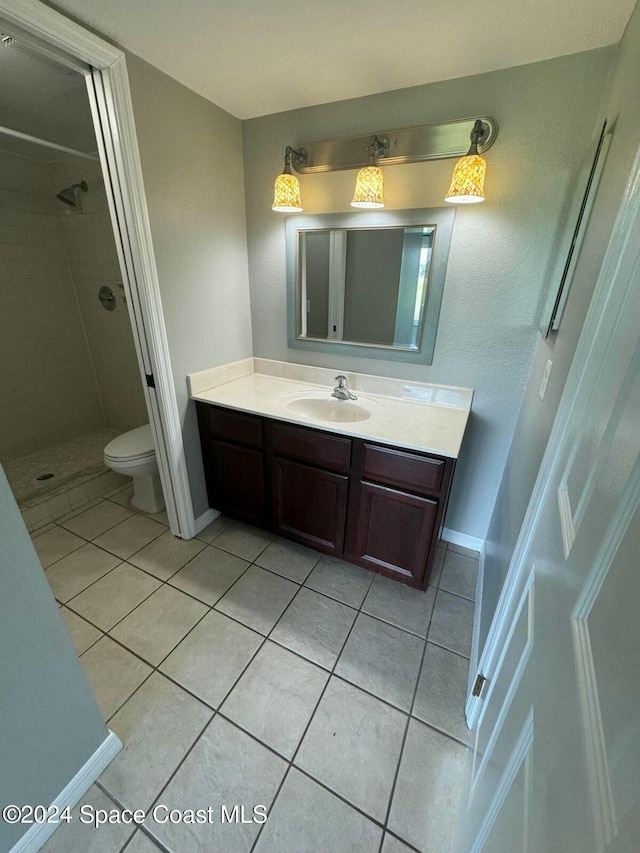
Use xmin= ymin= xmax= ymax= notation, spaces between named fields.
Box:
xmin=206 ymin=439 xmax=266 ymax=525
xmin=353 ymin=481 xmax=437 ymax=586
xmin=272 ymin=457 xmax=348 ymax=556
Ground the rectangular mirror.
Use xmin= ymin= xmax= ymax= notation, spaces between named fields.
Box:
xmin=286 ymin=208 xmax=455 ymax=364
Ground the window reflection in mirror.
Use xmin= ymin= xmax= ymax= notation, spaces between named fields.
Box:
xmin=300 ymin=226 xmax=433 ymax=350
xmin=286 ymin=208 xmax=456 ymax=365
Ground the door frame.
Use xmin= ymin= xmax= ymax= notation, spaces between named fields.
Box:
xmin=0 ymin=0 xmax=197 ymax=537
xmin=466 ymin=134 xmax=640 ymax=728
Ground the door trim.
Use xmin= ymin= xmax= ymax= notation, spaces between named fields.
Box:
xmin=467 ymin=137 xmax=640 ymax=727
xmin=0 ymin=0 xmax=197 ymax=537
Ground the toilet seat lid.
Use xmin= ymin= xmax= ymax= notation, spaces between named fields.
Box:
xmin=105 ymin=424 xmax=155 ymax=460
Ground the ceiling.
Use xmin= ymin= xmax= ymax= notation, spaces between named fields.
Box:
xmin=50 ymin=0 xmax=636 ymax=119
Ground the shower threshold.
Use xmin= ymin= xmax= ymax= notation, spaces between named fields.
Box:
xmin=3 ymin=429 xmax=127 ymax=529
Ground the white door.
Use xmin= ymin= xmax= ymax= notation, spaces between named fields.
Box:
xmin=460 ymin=148 xmax=640 ymax=852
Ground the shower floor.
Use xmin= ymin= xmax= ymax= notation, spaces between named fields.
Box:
xmin=4 ymin=428 xmax=122 ymax=506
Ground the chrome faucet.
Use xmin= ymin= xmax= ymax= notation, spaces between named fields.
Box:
xmin=332 ymin=375 xmax=357 ymax=400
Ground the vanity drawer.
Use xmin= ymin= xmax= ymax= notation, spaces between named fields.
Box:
xmin=362 ymin=443 xmax=444 ymax=496
xmin=200 ymin=405 xmax=263 ymax=448
xmin=269 ymin=422 xmax=351 ymax=474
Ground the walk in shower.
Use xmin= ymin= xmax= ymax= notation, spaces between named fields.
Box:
xmin=0 ymin=43 xmax=148 ymax=531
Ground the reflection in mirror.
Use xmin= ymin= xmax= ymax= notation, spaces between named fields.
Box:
xmin=300 ymin=226 xmax=433 ymax=350
xmin=286 ymin=208 xmax=455 ymax=365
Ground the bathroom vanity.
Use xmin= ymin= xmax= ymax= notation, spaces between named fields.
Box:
xmin=190 ymin=359 xmax=472 ymax=590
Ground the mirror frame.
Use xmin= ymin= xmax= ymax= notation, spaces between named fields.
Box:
xmin=286 ymin=207 xmax=455 ymax=364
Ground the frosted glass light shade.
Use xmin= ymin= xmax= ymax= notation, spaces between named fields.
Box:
xmin=272 ymin=173 xmax=303 ymax=212
xmin=351 ymin=165 xmax=384 ymax=208
xmin=445 ymin=153 xmax=486 ymax=203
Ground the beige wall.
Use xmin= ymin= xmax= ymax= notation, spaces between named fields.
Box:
xmin=47 ymin=156 xmax=147 ymax=434
xmin=242 ymin=48 xmax=615 ymax=539
xmin=481 ymin=1 xmax=640 ymax=651
xmin=126 ymin=53 xmax=253 ymax=517
xmin=0 ymin=148 xmax=104 ymax=460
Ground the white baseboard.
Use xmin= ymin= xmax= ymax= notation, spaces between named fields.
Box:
xmin=193 ymin=507 xmax=220 ymax=536
xmin=441 ymin=527 xmax=485 ymax=555
xmin=10 ymin=730 xmax=122 ymax=853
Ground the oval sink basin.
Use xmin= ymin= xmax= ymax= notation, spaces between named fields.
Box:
xmin=286 ymin=397 xmax=372 ymax=423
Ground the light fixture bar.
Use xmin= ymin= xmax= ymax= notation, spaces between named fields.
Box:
xmin=292 ymin=116 xmax=497 ymax=174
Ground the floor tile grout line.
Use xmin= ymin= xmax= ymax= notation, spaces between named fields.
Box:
xmin=285 ymin=763 xmax=392 ymax=834
xmin=66 ymin=529 xmax=450 ymax=719
xmin=59 ymin=502 xmax=137 ymax=539
xmin=35 ymin=537 xmax=85 ymax=569
xmin=114 ymin=827 xmax=138 ymax=853
xmin=93 ymin=518 xmax=170 ymax=562
xmin=407 ymin=716 xmax=473 ymax=751
xmin=437 ymin=584 xmax=477 ymax=604
xmin=426 ymin=637 xmax=471 ymax=661
xmin=248 ymin=563 xmax=441 ymax=845
xmin=83 ymin=616 xmax=443 ymax=852
xmin=71 ymin=576 xmax=262 ymax=674
xmin=325 ymin=671 xmax=415 ymax=717
xmin=74 ymin=555 xmax=264 ymax=691
xmin=117 ymin=824 xmax=168 ymax=853
xmin=58 ymin=517 xmax=247 ymax=632
xmin=64 ymin=563 xmax=164 ymax=632
xmin=96 ymin=708 xmax=215 ymax=853
xmin=192 ymin=517 xmax=236 ymax=546
xmin=429 ymin=585 xmax=473 ymax=659
xmin=56 ymin=559 xmax=126 ymax=608
xmin=418 ymin=586 xmax=473 ymax=734
xmin=208 ymin=520 xmax=277 ymax=563
xmin=444 ymin=542 xmax=481 ymax=559
xmin=124 ymin=641 xmax=277 ymax=842
xmin=129 ymin=537 xmax=216 ymax=586
xmin=52 ymin=515 xmax=475 ymax=851
xmin=43 ymin=509 xmax=168 ymax=579
xmin=140 ymin=610 xmax=455 ymax=840
xmin=74 ymin=571 xmax=459 ymax=742
xmin=47 ymin=520 xmax=280 ymax=758
xmin=58 ymin=606 xmax=105 ymax=657
xmin=43 ymin=533 xmax=124 ymax=574
xmin=380 ymin=608 xmax=433 ymax=839
xmin=253 ymin=546 xmax=322 ymax=586
xmin=104 ymin=667 xmax=158 ymax=729
xmin=380 ymin=828 xmax=425 ymax=853
xmin=98 ymin=557 xmax=338 ymax=690
xmin=249 ymin=571 xmax=369 ymax=853
xmin=79 ymin=582 xmax=425 ymax=731
xmin=56 ymin=521 xmax=463 ymax=673
xmin=104 ymin=493 xmax=169 ymax=525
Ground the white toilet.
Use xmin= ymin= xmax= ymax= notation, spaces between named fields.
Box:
xmin=104 ymin=424 xmax=165 ymax=514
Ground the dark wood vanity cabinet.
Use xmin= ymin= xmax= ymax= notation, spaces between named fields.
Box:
xmin=197 ymin=406 xmax=266 ymax=525
xmin=196 ymin=402 xmax=455 ymax=589
xmin=272 ymin=457 xmax=349 ymax=555
xmin=269 ymin=421 xmax=352 ymax=556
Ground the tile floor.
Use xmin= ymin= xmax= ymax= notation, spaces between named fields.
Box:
xmin=33 ymin=486 xmax=478 ymax=853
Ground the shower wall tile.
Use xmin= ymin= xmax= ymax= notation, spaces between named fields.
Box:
xmin=0 ymin=148 xmax=104 ymax=462
xmin=47 ymin=156 xmax=147 ymax=434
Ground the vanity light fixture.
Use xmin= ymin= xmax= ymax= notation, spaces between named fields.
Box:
xmin=272 ymin=146 xmax=308 ymax=212
xmin=444 ymin=119 xmax=489 ymax=204
xmin=273 ymin=116 xmax=497 ymax=211
xmin=351 ymin=135 xmax=389 ymax=208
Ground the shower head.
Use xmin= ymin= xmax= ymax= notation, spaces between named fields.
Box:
xmin=56 ymin=180 xmax=88 ymax=207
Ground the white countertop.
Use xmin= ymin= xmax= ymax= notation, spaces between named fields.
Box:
xmin=188 ymin=358 xmax=473 ymax=459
